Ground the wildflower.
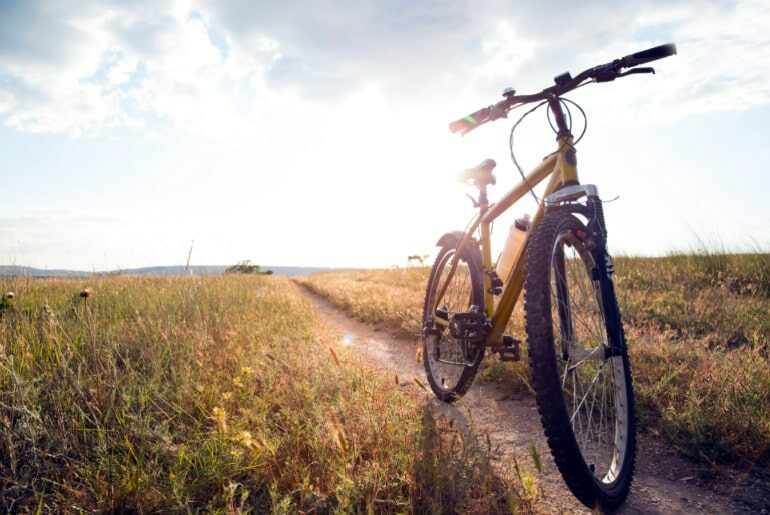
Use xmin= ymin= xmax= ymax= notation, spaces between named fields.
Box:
xmin=232 ymin=376 xmax=244 ymax=389
xmin=212 ymin=406 xmax=228 ymax=433
xmin=5 ymin=292 xmax=14 ymax=299
xmin=241 ymin=366 xmax=253 ymax=376
xmin=233 ymin=430 xmax=260 ymax=450
xmin=222 ymin=391 xmax=233 ymax=401
xmin=79 ymin=288 xmax=92 ymax=298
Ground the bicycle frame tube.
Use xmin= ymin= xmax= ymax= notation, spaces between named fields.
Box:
xmin=431 ymin=136 xmax=580 ymax=343
xmin=484 ymin=136 xmax=579 ymax=345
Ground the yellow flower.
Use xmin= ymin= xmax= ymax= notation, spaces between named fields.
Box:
xmin=241 ymin=366 xmax=253 ymax=376
xmin=212 ymin=406 xmax=227 ymax=433
xmin=232 ymin=376 xmax=244 ymax=389
xmin=234 ymin=430 xmax=260 ymax=450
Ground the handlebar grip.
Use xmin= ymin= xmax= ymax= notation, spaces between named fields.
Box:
xmin=449 ymin=107 xmax=490 ymax=134
xmin=621 ymin=43 xmax=677 ymax=67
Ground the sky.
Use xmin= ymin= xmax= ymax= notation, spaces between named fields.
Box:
xmin=0 ymin=0 xmax=768 ymax=270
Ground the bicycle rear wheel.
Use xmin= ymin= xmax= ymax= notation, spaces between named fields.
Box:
xmin=422 ymin=242 xmax=485 ymax=402
xmin=524 ymin=209 xmax=636 ymax=510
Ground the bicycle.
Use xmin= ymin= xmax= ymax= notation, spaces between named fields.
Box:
xmin=421 ymin=43 xmax=677 ymax=510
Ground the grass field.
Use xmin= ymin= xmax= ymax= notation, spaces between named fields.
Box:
xmin=0 ymin=275 xmax=537 ymax=512
xmin=297 ymin=252 xmax=770 ymax=465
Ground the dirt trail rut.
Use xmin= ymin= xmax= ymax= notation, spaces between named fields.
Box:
xmin=300 ymin=288 xmax=769 ymax=514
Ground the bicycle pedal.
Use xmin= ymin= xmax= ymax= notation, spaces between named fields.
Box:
xmin=494 ymin=335 xmax=521 ymax=362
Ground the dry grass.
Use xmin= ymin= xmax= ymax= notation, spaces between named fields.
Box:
xmin=296 ymin=253 xmax=770 ymax=465
xmin=0 ymin=274 xmax=534 ymax=512
xmin=298 ymin=268 xmax=426 ymax=338
xmin=615 ymin=253 xmax=770 ymax=462
xmin=298 ymin=269 xmax=534 ymax=395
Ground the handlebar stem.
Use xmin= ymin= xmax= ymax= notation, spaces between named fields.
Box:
xmin=547 ymin=95 xmax=571 ymax=138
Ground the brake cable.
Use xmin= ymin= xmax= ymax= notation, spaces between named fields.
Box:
xmin=509 ymin=89 xmax=590 ymax=207
xmin=509 ymin=101 xmax=548 ymax=205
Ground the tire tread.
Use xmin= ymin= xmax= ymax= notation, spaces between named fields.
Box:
xmin=524 ymin=210 xmax=636 ymax=510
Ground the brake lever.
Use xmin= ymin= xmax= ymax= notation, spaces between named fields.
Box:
xmin=488 ymin=101 xmax=509 ymax=122
xmin=618 ymin=67 xmax=655 ymax=77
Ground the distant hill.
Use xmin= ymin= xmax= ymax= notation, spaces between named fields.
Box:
xmin=0 ymin=265 xmax=337 ymax=277
xmin=0 ymin=266 xmax=91 ymax=277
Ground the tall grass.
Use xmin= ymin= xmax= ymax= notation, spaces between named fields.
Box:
xmin=298 ymin=253 xmax=770 ymax=465
xmin=615 ymin=253 xmax=770 ymax=351
xmin=615 ymin=252 xmax=770 ymax=462
xmin=299 ymin=268 xmax=427 ymax=338
xmin=298 ymin=269 xmax=534 ymax=396
xmin=0 ymin=275 xmax=527 ymax=512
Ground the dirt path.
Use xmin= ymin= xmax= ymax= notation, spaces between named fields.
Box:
xmin=299 ymin=287 xmax=769 ymax=514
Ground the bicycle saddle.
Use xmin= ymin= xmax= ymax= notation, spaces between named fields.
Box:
xmin=458 ymin=159 xmax=497 ymax=187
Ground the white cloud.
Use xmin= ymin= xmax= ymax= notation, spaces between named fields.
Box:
xmin=0 ymin=0 xmax=767 ymax=137
xmin=0 ymin=1 xmax=267 ymax=136
xmin=476 ymin=21 xmax=537 ymax=85
xmin=0 ymin=0 xmax=768 ymax=269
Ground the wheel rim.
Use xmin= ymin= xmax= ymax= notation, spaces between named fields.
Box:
xmin=549 ymin=229 xmax=629 ymax=484
xmin=426 ymin=249 xmax=476 ymax=392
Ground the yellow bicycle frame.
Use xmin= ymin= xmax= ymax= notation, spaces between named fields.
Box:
xmin=432 ymin=135 xmax=579 ymax=347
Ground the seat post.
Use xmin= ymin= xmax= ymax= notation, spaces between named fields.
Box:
xmin=478 ymin=184 xmax=489 ymax=210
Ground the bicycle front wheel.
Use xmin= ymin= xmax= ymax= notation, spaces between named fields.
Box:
xmin=524 ymin=209 xmax=636 ymax=510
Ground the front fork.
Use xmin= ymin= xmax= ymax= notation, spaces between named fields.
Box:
xmin=586 ymin=198 xmax=626 ymax=355
xmin=548 ymin=194 xmax=626 ymax=358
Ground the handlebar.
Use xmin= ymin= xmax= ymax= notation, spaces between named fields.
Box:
xmin=449 ymin=43 xmax=677 ymax=135
xmin=619 ymin=43 xmax=677 ymax=68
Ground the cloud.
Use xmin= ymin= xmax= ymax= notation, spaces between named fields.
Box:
xmin=203 ymin=0 xmax=536 ymax=100
xmin=0 ymin=2 xmax=84 ymax=65
xmin=0 ymin=0 xmax=767 ymax=138
xmin=0 ymin=1 xmax=241 ymax=136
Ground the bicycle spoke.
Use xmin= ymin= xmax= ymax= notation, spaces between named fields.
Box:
xmin=425 ymin=249 xmax=477 ymax=392
xmin=545 ymin=227 xmax=629 ymax=484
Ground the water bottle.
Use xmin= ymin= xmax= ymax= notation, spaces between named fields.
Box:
xmin=496 ymin=214 xmax=531 ymax=282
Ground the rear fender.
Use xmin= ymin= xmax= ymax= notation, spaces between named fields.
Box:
xmin=435 ymin=231 xmax=483 ymax=269
xmin=436 ymin=230 xmax=467 ymax=248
